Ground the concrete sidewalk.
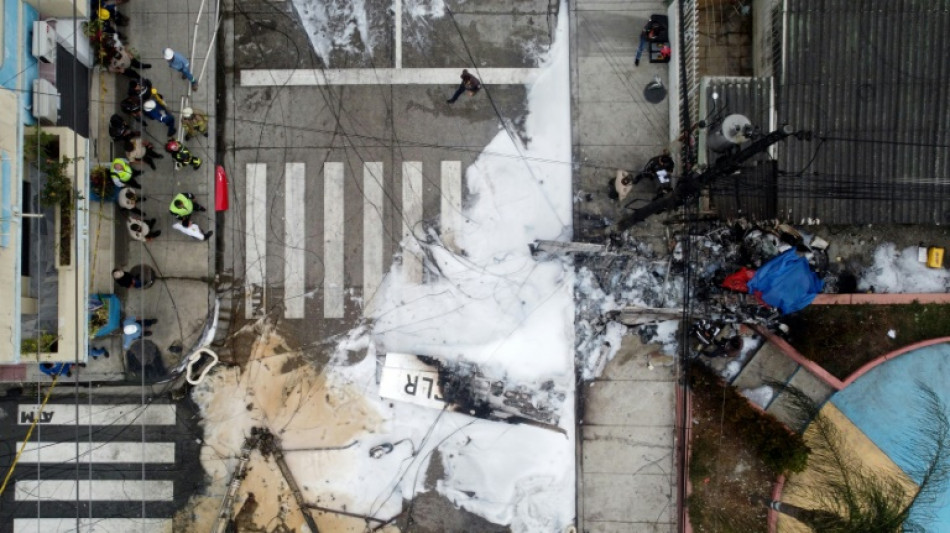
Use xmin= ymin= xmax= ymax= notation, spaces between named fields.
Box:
xmin=57 ymin=0 xmax=220 ymax=384
xmin=570 ymin=0 xmax=679 ymax=531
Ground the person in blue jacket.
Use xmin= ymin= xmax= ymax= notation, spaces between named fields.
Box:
xmin=163 ymin=47 xmax=198 ymax=90
xmin=142 ymin=99 xmax=176 ymax=138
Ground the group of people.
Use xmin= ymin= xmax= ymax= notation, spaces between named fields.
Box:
xmin=99 ymin=3 xmax=213 ymax=245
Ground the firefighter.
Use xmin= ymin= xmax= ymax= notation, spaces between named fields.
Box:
xmin=164 ymin=139 xmax=202 ymax=170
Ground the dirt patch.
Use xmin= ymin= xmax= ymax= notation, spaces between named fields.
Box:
xmin=784 ymin=303 xmax=950 ymax=380
xmin=688 ymin=367 xmax=777 ymax=532
xmin=181 ymin=324 xmax=387 ymax=531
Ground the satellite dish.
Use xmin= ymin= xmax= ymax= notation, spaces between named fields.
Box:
xmin=708 ymin=114 xmax=753 ymax=152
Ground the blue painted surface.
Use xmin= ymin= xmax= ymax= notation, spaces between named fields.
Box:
xmin=0 ymin=0 xmax=38 ymax=121
xmin=1 ymin=150 xmax=9 ymax=247
xmin=832 ymin=342 xmax=950 ymax=528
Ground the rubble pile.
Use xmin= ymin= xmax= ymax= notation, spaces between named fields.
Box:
xmin=574 ymin=219 xmax=833 ymax=376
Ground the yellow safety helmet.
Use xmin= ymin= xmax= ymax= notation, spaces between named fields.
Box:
xmin=98 ymin=8 xmax=110 ymax=20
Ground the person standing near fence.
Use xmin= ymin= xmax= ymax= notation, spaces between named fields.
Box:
xmin=163 ymin=47 xmax=198 ymax=90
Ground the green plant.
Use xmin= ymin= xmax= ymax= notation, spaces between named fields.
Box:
xmin=89 ymin=165 xmax=116 ymax=200
xmin=20 ymin=333 xmax=59 ymax=354
xmin=775 ymin=383 xmax=950 ymax=532
xmin=689 ymin=363 xmax=811 ymax=475
xmin=40 ymin=156 xmax=75 ymax=208
xmin=23 ymin=127 xmax=57 ymax=167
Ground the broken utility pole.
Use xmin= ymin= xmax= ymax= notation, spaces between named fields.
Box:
xmin=614 ymin=125 xmax=811 ymax=231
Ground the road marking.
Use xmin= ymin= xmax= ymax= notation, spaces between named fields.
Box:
xmin=324 ymin=162 xmax=345 ymax=318
xmin=240 ymin=68 xmax=539 ymax=86
xmin=284 ymin=162 xmax=306 ymax=319
xmin=17 ymin=442 xmax=176 ymax=464
xmin=15 ymin=480 xmax=174 ymax=501
xmin=17 ymin=404 xmax=176 ymax=426
xmin=440 ymin=161 xmax=463 ymax=252
xmin=363 ymin=162 xmax=385 ymax=313
xmin=14 ymin=518 xmax=172 ymax=533
xmin=246 ymin=163 xmax=267 ymax=319
xmin=402 ymin=162 xmax=424 ymax=283
xmin=394 ymin=0 xmax=402 ymax=68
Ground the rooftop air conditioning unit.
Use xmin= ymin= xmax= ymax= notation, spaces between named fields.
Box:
xmin=32 ymin=78 xmax=60 ymax=124
xmin=32 ymin=20 xmax=56 ymax=63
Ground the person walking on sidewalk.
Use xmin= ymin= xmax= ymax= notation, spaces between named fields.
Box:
xmin=113 ymin=268 xmax=143 ymax=289
xmin=163 ymin=47 xmax=198 ymax=90
xmin=447 ymin=69 xmax=481 ymax=104
xmin=126 ymin=216 xmax=161 ymax=242
xmin=122 ymin=316 xmax=158 ymax=350
xmin=164 ymin=139 xmax=202 ymax=170
xmin=142 ymin=99 xmax=177 ymax=138
xmin=635 ymin=18 xmax=664 ymax=66
xmin=125 ymin=138 xmax=164 ymax=170
xmin=117 ymin=188 xmax=146 ymax=216
xmin=110 ymin=157 xmax=143 ymax=189
xmin=182 ymin=107 xmax=209 ymax=141
xmin=169 ymin=192 xmax=207 ymax=225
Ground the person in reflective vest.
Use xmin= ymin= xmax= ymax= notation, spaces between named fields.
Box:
xmin=110 ymin=157 xmax=143 ymax=189
xmin=165 ymin=139 xmax=202 ymax=170
xmin=169 ymin=192 xmax=207 ymax=225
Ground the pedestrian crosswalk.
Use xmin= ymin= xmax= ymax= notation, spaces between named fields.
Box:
xmin=2 ymin=401 xmax=194 ymax=533
xmin=243 ymin=160 xmax=466 ymax=320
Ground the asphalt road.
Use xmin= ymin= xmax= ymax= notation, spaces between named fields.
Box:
xmin=216 ymin=0 xmax=558 ymax=529
xmin=220 ymin=0 xmax=557 ymax=356
xmin=0 ymin=392 xmax=204 ymax=533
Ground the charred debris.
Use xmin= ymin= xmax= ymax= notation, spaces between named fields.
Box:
xmin=554 ymin=217 xmax=841 ymax=368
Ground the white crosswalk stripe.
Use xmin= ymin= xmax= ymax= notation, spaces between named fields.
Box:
xmin=323 ymin=162 xmax=346 ymax=318
xmin=284 ymin=163 xmax=307 ymax=319
xmin=402 ymin=161 xmax=425 ymax=284
xmin=440 ymin=161 xmax=463 ymax=252
xmin=14 ymin=518 xmax=172 ymax=533
xmin=245 ymin=163 xmax=268 ymax=319
xmin=10 ymin=403 xmax=180 ymax=528
xmin=241 ymin=160 xmax=464 ymax=320
xmin=363 ymin=162 xmax=385 ymax=313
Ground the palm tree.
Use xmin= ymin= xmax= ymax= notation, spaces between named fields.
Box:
xmin=771 ymin=383 xmax=950 ymax=533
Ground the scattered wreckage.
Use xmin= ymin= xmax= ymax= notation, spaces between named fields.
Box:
xmin=377 ymin=352 xmax=566 ymax=435
xmin=537 ymin=218 xmax=834 ymax=367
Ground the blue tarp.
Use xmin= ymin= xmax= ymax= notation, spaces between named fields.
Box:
xmin=747 ymin=249 xmax=824 ymax=314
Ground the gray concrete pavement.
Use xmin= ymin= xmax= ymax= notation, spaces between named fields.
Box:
xmin=75 ymin=0 xmax=218 ymax=383
xmin=570 ymin=0 xmax=679 ymax=531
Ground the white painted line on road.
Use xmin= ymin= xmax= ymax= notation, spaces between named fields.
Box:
xmin=440 ymin=161 xmax=463 ymax=252
xmin=363 ymin=162 xmax=385 ymax=314
xmin=324 ymin=162 xmax=345 ymax=318
xmin=17 ymin=404 xmax=176 ymax=426
xmin=246 ymin=163 xmax=267 ymax=319
xmin=17 ymin=442 xmax=176 ymax=464
xmin=241 ymin=68 xmax=539 ymax=87
xmin=15 ymin=480 xmax=174 ymax=501
xmin=284 ymin=162 xmax=306 ymax=319
xmin=402 ymin=162 xmax=424 ymax=283
xmin=394 ymin=0 xmax=402 ymax=69
xmin=15 ymin=518 xmax=172 ymax=533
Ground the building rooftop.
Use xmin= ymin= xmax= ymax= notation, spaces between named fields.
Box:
xmin=775 ymin=0 xmax=950 ymax=224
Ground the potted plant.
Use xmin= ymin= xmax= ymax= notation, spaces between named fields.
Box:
xmin=38 ymin=156 xmax=80 ymax=266
xmin=20 ymin=332 xmax=59 ymax=354
xmin=88 ymin=165 xmax=116 ymax=201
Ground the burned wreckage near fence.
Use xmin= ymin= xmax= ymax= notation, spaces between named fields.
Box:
xmin=563 ymin=217 xmax=830 ymax=372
